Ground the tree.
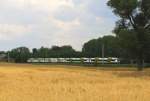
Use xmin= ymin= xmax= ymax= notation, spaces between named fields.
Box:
xmin=32 ymin=48 xmax=38 ymax=58
xmin=50 ymin=45 xmax=78 ymax=58
xmin=82 ymin=39 xmax=99 ymax=57
xmin=82 ymin=36 xmax=121 ymax=58
xmin=59 ymin=46 xmax=77 ymax=58
xmin=38 ymin=47 xmax=50 ymax=58
xmin=107 ymin=0 xmax=150 ymax=70
xmin=10 ymin=47 xmax=31 ymax=63
xmin=102 ymin=36 xmax=121 ymax=57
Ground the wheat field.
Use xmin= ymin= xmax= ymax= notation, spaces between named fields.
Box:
xmin=0 ymin=63 xmax=149 ymax=101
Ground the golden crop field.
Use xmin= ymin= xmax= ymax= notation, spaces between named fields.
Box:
xmin=0 ymin=63 xmax=149 ymax=101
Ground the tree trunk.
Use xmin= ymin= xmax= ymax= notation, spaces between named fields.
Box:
xmin=137 ymin=59 xmax=144 ymax=71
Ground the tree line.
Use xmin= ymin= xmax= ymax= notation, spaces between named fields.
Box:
xmin=1 ymin=34 xmax=148 ymax=64
xmin=7 ymin=45 xmax=81 ymax=63
xmin=6 ymin=35 xmax=120 ymax=63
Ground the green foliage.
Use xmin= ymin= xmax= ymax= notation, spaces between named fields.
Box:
xmin=9 ymin=45 xmax=81 ymax=63
xmin=80 ymin=58 xmax=84 ymax=64
xmin=9 ymin=47 xmax=31 ymax=63
xmin=82 ymin=39 xmax=100 ymax=57
xmin=31 ymin=45 xmax=81 ymax=58
xmin=107 ymin=0 xmax=150 ymax=70
xmin=107 ymin=0 xmax=138 ymax=18
xmin=94 ymin=57 xmax=99 ymax=66
xmin=82 ymin=35 xmax=121 ymax=57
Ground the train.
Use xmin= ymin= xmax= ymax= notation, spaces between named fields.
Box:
xmin=27 ymin=57 xmax=120 ymax=64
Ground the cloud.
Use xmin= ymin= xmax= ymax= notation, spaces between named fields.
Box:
xmin=0 ymin=0 xmax=117 ymax=51
xmin=0 ymin=24 xmax=31 ymax=40
xmin=54 ymin=5 xmax=77 ymax=22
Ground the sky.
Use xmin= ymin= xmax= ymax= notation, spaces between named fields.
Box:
xmin=0 ymin=0 xmax=118 ymax=51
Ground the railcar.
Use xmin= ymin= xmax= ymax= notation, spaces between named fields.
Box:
xmin=27 ymin=57 xmax=120 ymax=64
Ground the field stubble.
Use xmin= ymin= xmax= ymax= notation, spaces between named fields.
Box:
xmin=0 ymin=63 xmax=149 ymax=101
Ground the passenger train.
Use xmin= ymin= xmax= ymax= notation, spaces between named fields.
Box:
xmin=27 ymin=57 xmax=120 ymax=64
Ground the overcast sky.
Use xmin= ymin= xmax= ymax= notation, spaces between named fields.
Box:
xmin=0 ymin=0 xmax=118 ymax=51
